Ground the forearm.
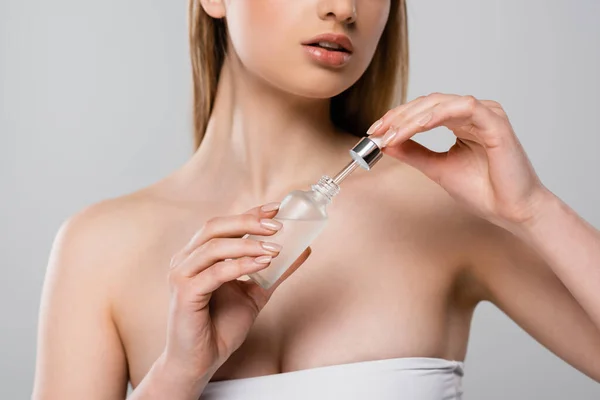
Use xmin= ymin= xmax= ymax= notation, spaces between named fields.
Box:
xmin=515 ymin=189 xmax=600 ymax=330
xmin=129 ymin=354 xmax=214 ymax=400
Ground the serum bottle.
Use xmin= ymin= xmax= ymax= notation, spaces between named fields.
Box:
xmin=246 ymin=136 xmax=384 ymax=289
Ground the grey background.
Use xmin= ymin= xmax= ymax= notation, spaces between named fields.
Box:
xmin=1 ymin=0 xmax=599 ymax=398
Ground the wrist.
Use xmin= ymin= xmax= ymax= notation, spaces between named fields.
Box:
xmin=510 ymin=186 xmax=564 ymax=241
xmin=149 ymin=353 xmax=216 ymax=399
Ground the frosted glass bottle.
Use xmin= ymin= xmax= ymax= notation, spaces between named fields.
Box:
xmin=246 ymin=176 xmax=339 ymax=289
xmin=245 ymin=135 xmax=383 ymax=289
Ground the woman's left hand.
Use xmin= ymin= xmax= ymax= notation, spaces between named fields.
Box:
xmin=368 ymin=92 xmax=552 ymax=231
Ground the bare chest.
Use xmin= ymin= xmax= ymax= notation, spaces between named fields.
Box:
xmin=117 ymin=205 xmax=470 ymax=386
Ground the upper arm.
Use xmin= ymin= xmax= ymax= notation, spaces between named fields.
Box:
xmin=33 ymin=206 xmax=129 ymax=399
xmin=470 ymin=222 xmax=600 ymax=382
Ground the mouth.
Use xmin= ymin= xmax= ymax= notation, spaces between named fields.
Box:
xmin=304 ymin=41 xmax=352 ymax=54
xmin=301 ymin=33 xmax=354 ymax=68
xmin=301 ymin=33 xmax=354 ymax=54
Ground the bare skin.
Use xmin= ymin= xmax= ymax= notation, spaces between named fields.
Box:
xmin=32 ymin=95 xmax=600 ymax=398
xmin=33 ymin=1 xmax=600 ymax=399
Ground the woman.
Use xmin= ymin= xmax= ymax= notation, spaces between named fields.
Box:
xmin=33 ymin=0 xmax=600 ymax=399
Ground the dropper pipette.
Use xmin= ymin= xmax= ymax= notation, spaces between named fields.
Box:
xmin=332 ymin=136 xmax=384 ymax=185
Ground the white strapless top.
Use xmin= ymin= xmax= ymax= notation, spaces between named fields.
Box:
xmin=200 ymin=357 xmax=464 ymax=400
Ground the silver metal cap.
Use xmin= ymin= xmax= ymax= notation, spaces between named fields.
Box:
xmin=349 ymin=136 xmax=383 ymax=170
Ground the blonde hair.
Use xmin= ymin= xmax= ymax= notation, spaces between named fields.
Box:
xmin=188 ymin=1 xmax=409 ymax=149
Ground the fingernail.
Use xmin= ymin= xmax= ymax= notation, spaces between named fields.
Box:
xmin=255 ymin=255 xmax=272 ymax=264
xmin=260 ymin=219 xmax=282 ymax=231
xmin=261 ymin=202 xmax=280 ymax=212
xmin=261 ymin=242 xmax=282 ymax=253
xmin=417 ymin=112 xmax=433 ymax=126
xmin=370 ymin=136 xmax=383 ymax=148
xmin=382 ymin=127 xmax=399 ymax=147
xmin=366 ymin=119 xmax=383 ymax=135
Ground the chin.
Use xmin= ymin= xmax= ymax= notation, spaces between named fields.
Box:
xmin=293 ymin=82 xmax=353 ymax=99
xmin=267 ymin=65 xmax=361 ymax=99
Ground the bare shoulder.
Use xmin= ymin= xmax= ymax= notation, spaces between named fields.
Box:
xmin=348 ymin=156 xmax=495 ymax=301
xmin=346 ymin=156 xmax=476 ymax=230
xmin=57 ymin=191 xmax=159 ymax=258
xmin=35 ymin=185 xmax=188 ymax=399
xmin=52 ymin=182 xmax=197 ymax=279
xmin=368 ymin=158 xmax=544 ymax=301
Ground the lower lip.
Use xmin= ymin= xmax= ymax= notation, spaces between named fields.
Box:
xmin=302 ymin=45 xmax=352 ymax=68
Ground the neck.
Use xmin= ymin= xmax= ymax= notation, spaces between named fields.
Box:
xmin=183 ymin=52 xmax=357 ymax=206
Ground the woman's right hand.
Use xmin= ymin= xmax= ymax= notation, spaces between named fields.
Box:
xmin=158 ymin=203 xmax=311 ymax=389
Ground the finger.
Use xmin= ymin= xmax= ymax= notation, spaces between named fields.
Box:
xmin=367 ymin=93 xmax=459 ymax=137
xmin=480 ymin=100 xmax=508 ymax=118
xmin=177 ymin=237 xmax=282 ymax=277
xmin=366 ymin=98 xmax=421 ymax=135
xmin=383 ymin=93 xmax=460 ymax=132
xmin=383 ymin=96 xmax=504 ymax=149
xmin=182 ymin=208 xmax=282 ymax=254
xmin=242 ymin=202 xmax=281 ymax=217
xmin=191 ymin=256 xmax=274 ymax=296
xmin=382 ymin=139 xmax=447 ymax=184
xmin=366 ymin=96 xmax=428 ymax=136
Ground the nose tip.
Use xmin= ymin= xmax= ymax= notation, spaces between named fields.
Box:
xmin=339 ymin=5 xmax=357 ymax=24
xmin=341 ymin=8 xmax=357 ymax=24
xmin=319 ymin=1 xmax=357 ymax=24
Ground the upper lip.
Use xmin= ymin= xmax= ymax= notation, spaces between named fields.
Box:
xmin=301 ymin=33 xmax=354 ymax=53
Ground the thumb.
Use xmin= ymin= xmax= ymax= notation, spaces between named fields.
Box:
xmin=383 ymin=139 xmax=446 ymax=184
